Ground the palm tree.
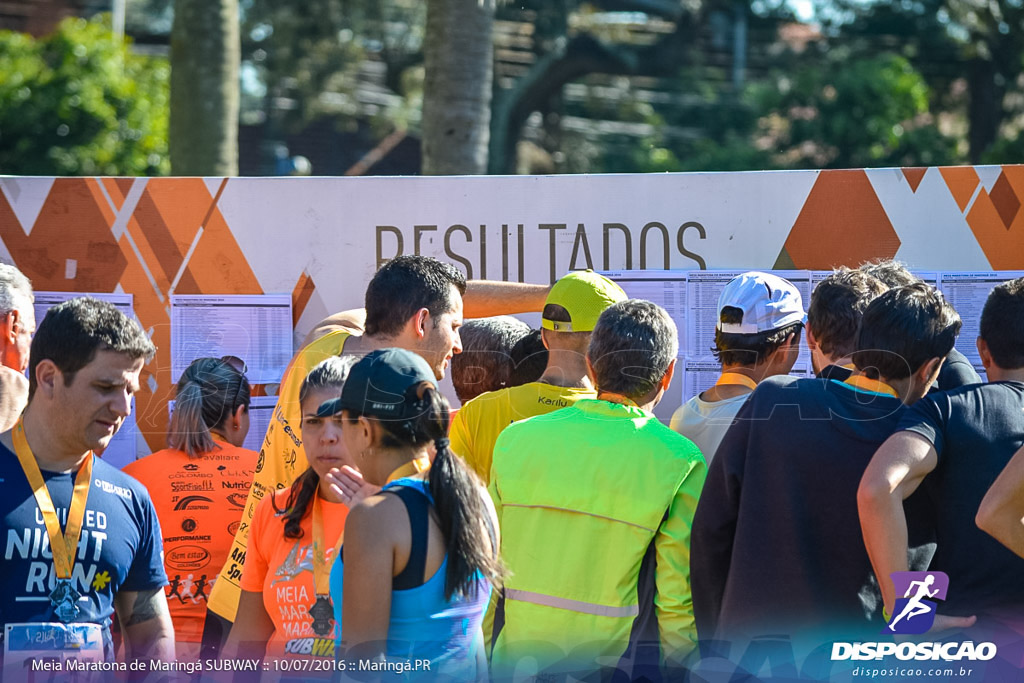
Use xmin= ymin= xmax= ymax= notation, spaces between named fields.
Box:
xmin=421 ymin=0 xmax=496 ymax=175
xmin=169 ymin=0 xmax=240 ymax=175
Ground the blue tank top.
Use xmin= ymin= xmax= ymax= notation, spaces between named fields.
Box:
xmin=330 ymin=477 xmax=491 ymax=678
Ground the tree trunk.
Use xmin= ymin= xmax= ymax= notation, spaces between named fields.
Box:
xmin=967 ymin=57 xmax=1004 ymax=163
xmin=421 ymin=0 xmax=495 ymax=175
xmin=169 ymin=0 xmax=240 ymax=175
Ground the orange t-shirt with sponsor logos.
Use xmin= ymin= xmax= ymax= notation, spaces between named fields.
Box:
xmin=240 ymin=487 xmax=347 ymax=660
xmin=122 ymin=440 xmax=257 ymax=642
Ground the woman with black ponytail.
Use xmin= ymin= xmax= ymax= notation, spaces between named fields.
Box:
xmin=327 ymin=348 xmax=503 ymax=679
xmin=225 ymin=355 xmax=368 ymax=669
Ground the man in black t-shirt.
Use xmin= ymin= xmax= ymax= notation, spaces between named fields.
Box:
xmin=977 ymin=443 xmax=1024 ymax=558
xmin=0 ymin=297 xmax=171 ymax=670
xmin=860 ymin=277 xmax=1024 ymax=631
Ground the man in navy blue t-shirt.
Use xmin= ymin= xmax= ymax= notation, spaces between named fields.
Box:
xmin=0 ymin=297 xmax=171 ymax=667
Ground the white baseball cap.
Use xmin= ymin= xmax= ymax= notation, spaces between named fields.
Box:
xmin=717 ymin=272 xmax=807 ymax=334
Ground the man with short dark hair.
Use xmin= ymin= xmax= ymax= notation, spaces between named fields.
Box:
xmin=807 ymin=268 xmax=888 ymax=381
xmin=693 ymin=284 xmax=960 ymax=645
xmin=489 ymin=299 xmax=706 ymax=678
xmin=0 ymin=297 xmax=171 ymax=671
xmin=451 ymin=316 xmax=531 ymax=403
xmin=670 ymin=271 xmax=804 ymax=462
xmin=205 ymin=255 xmax=549 ymax=647
xmin=860 ymin=277 xmax=1024 ymax=633
xmin=860 ymin=259 xmax=981 ymax=389
xmin=451 ymin=270 xmax=626 ymax=483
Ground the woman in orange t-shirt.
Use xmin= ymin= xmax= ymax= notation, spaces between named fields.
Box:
xmin=225 ymin=356 xmax=369 ymax=668
xmin=123 ymin=356 xmax=257 ymax=657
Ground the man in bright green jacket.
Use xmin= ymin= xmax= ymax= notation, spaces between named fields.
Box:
xmin=489 ymin=299 xmax=707 ymax=680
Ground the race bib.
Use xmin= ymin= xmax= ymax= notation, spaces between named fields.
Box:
xmin=4 ymin=622 xmax=105 ymax=681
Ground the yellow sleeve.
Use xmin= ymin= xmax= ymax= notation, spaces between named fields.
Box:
xmin=449 ymin=402 xmax=482 ymax=480
xmin=655 ymin=456 xmax=707 ymax=667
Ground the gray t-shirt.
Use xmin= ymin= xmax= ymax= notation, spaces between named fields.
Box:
xmin=669 ymin=393 xmax=749 ymax=463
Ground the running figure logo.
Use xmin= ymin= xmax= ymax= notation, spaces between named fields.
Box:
xmin=885 ymin=571 xmax=950 ymax=634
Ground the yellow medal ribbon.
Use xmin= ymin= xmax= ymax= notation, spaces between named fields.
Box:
xmin=844 ymin=375 xmax=899 ymax=398
xmin=309 ymin=494 xmax=338 ymax=635
xmin=715 ymin=372 xmax=758 ymax=391
xmin=12 ymin=420 xmax=93 ymax=581
xmin=386 ymin=456 xmax=431 ymax=485
xmin=311 ymin=494 xmax=332 ymax=596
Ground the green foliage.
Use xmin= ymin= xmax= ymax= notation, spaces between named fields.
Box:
xmin=0 ymin=16 xmax=169 ymax=176
xmin=760 ymin=53 xmax=958 ymax=168
xmin=556 ymin=49 xmax=959 ymax=174
xmin=812 ymin=0 xmax=1024 ymax=161
xmin=981 ymin=132 xmax=1024 ymax=164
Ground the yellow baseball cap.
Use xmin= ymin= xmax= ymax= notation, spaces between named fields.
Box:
xmin=542 ymin=270 xmax=628 ymax=333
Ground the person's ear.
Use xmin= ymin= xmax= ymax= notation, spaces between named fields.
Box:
xmin=806 ymin=326 xmax=819 ymax=352
xmin=1 ymin=311 xmax=16 ymax=345
xmin=585 ymin=354 xmax=597 ymax=386
xmin=357 ymin=415 xmax=375 ymax=446
xmin=34 ymin=359 xmax=60 ymax=399
xmin=977 ymin=337 xmax=992 ymax=371
xmin=540 ymin=328 xmax=552 ymax=351
xmin=916 ymin=356 xmax=944 ymax=388
xmin=412 ymin=308 xmax=430 ymax=339
xmin=232 ymin=403 xmax=246 ymax=431
xmin=660 ymin=357 xmax=677 ymax=391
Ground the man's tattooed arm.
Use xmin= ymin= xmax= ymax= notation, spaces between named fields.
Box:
xmin=115 ymin=587 xmax=176 ymax=663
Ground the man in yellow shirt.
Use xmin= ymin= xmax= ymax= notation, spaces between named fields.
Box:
xmin=450 ymin=270 xmax=627 ymax=483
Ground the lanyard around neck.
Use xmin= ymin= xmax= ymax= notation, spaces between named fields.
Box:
xmin=311 ymin=495 xmax=333 ymax=596
xmin=715 ymin=372 xmax=758 ymax=391
xmin=12 ymin=420 xmax=93 ymax=580
xmin=386 ymin=456 xmax=431 ymax=485
xmin=844 ymin=375 xmax=899 ymax=398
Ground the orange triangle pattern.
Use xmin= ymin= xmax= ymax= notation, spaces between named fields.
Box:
xmin=939 ymin=166 xmax=980 ymax=213
xmin=292 ymin=271 xmax=316 ymax=327
xmin=902 ymin=168 xmax=927 ymax=193
xmin=0 ymin=178 xmax=264 ymax=455
xmin=783 ymin=170 xmax=901 ymax=269
xmin=964 ymin=166 xmax=1024 ymax=270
